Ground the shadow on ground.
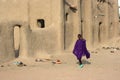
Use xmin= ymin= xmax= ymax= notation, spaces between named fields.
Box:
xmin=76 ymin=59 xmax=91 ymax=65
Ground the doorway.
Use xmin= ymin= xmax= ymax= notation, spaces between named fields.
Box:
xmin=14 ymin=25 xmax=20 ymax=58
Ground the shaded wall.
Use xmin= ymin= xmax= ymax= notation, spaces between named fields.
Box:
xmin=28 ymin=0 xmax=64 ymax=58
xmin=0 ymin=23 xmax=14 ymax=62
xmin=0 ymin=0 xmax=64 ymax=61
xmin=81 ymin=0 xmax=93 ymax=49
xmin=92 ymin=0 xmax=119 ymax=47
xmin=29 ymin=0 xmax=53 ymax=29
xmin=64 ymin=0 xmax=80 ymax=50
xmin=0 ymin=0 xmax=29 ymax=62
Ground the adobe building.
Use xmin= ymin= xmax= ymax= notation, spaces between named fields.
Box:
xmin=0 ymin=0 xmax=119 ymax=62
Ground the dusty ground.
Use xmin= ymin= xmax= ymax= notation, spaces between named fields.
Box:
xmin=0 ymin=47 xmax=120 ymax=80
xmin=0 ymin=38 xmax=120 ymax=80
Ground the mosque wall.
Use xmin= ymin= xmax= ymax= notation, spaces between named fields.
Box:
xmin=0 ymin=0 xmax=119 ymax=62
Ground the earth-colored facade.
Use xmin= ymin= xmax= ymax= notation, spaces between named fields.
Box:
xmin=0 ymin=0 xmax=119 ymax=62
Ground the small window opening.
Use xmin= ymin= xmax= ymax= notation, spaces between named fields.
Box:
xmin=99 ymin=22 xmax=102 ymax=26
xmin=37 ymin=19 xmax=45 ymax=28
xmin=66 ymin=13 xmax=69 ymax=21
xmin=97 ymin=0 xmax=106 ymax=3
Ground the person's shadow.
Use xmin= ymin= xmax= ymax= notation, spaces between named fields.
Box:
xmin=76 ymin=59 xmax=91 ymax=65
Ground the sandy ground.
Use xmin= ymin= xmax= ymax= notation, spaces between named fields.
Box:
xmin=0 ymin=47 xmax=120 ymax=80
xmin=0 ymin=38 xmax=120 ymax=80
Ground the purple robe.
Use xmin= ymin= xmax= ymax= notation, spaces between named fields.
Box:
xmin=73 ymin=39 xmax=90 ymax=60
